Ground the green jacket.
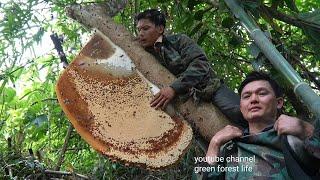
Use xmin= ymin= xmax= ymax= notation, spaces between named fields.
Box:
xmin=204 ymin=127 xmax=290 ymax=180
xmin=194 ymin=121 xmax=320 ymax=180
xmin=146 ymin=34 xmax=221 ymax=100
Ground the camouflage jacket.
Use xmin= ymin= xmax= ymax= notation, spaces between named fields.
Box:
xmin=146 ymin=34 xmax=221 ymax=100
xmin=195 ymin=121 xmax=320 ymax=180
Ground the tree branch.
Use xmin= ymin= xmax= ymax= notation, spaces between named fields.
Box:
xmin=211 ymin=52 xmax=251 ymax=64
xmin=45 ymin=169 xmax=89 ymax=179
xmin=261 ymin=5 xmax=320 ymax=32
xmin=54 ymin=124 xmax=73 ymax=171
xmin=285 ymin=88 xmax=311 ymax=121
xmin=31 ymin=98 xmax=58 ymax=106
xmin=50 ymin=33 xmax=69 ymax=68
xmin=290 ymin=54 xmax=320 ymax=89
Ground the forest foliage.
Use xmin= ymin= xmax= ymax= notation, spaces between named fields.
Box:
xmin=0 ymin=0 xmax=319 ymax=178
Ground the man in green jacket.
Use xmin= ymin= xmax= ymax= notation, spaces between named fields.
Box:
xmin=198 ymin=71 xmax=319 ymax=179
xmin=135 ymin=9 xmax=246 ymax=127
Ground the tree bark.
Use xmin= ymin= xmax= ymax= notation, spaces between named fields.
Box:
xmin=65 ymin=4 xmax=230 ymax=141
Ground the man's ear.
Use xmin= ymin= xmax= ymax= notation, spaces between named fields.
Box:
xmin=276 ymin=97 xmax=284 ymax=109
xmin=156 ymin=25 xmax=164 ymax=34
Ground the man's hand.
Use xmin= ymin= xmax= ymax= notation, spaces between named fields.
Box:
xmin=150 ymin=87 xmax=176 ymax=110
xmin=274 ymin=114 xmax=314 ymax=140
xmin=206 ymin=125 xmax=242 ymax=164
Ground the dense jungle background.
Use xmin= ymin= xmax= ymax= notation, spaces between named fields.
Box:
xmin=1 ymin=0 xmax=319 ymax=179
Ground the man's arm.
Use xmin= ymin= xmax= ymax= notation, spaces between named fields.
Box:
xmin=274 ymin=114 xmax=320 ymax=171
xmin=305 ymin=117 xmax=320 ymax=159
xmin=151 ymin=34 xmax=216 ymax=109
xmin=206 ymin=125 xmax=243 ymax=164
xmin=150 ymin=87 xmax=175 ymax=109
xmin=274 ymin=114 xmax=320 ymax=156
xmin=170 ymin=34 xmax=213 ymax=94
xmin=274 ymin=114 xmax=314 ymax=140
xmin=192 ymin=125 xmax=243 ymax=180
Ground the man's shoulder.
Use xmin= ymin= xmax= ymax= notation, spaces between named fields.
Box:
xmin=165 ymin=33 xmax=192 ymax=43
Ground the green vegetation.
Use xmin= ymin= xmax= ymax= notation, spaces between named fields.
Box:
xmin=0 ymin=0 xmax=319 ymax=178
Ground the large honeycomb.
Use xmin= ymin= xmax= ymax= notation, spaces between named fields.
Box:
xmin=55 ymin=31 xmax=193 ymax=169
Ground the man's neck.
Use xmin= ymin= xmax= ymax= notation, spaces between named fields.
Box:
xmin=248 ymin=118 xmax=275 ymax=134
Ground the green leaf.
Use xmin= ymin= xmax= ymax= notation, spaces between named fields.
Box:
xmin=218 ymin=0 xmax=228 ymax=12
xmin=242 ymin=0 xmax=261 ymax=9
xmin=33 ymin=27 xmax=45 ymax=44
xmin=197 ymin=29 xmax=209 ymax=45
xmin=284 ymin=0 xmax=299 ymax=12
xmin=251 ymin=55 xmax=268 ymax=71
xmin=298 ymin=9 xmax=320 ymax=25
xmin=228 ymin=32 xmax=243 ymax=47
xmin=157 ymin=0 xmax=167 ymax=3
xmin=303 ymin=28 xmax=320 ymax=59
xmin=298 ymin=9 xmax=320 ymax=59
xmin=176 ymin=13 xmax=194 ymax=31
xmin=260 ymin=11 xmax=283 ymax=34
xmin=189 ymin=22 xmax=203 ymax=36
xmin=187 ymin=0 xmax=201 ymax=11
xmin=221 ymin=17 xmax=235 ymax=28
xmin=271 ymin=0 xmax=284 ymax=9
xmin=241 ymin=0 xmax=262 ymax=19
xmin=194 ymin=10 xmax=205 ymax=21
xmin=32 ymin=114 xmax=48 ymax=127
xmin=0 ymin=87 xmax=16 ymax=103
xmin=248 ymin=43 xmax=261 ymax=58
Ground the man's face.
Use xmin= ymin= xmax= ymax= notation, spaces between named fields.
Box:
xmin=240 ymin=80 xmax=283 ymax=123
xmin=137 ymin=19 xmax=164 ymax=48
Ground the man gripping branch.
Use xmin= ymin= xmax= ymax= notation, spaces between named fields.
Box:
xmin=135 ymin=9 xmax=246 ymax=127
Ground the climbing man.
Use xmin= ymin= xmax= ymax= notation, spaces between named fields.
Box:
xmin=135 ymin=9 xmax=246 ymax=127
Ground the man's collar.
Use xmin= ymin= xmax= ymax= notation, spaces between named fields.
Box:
xmin=154 ymin=35 xmax=164 ymax=51
xmin=155 ymin=35 xmax=163 ymax=44
xmin=243 ymin=124 xmax=274 ymax=136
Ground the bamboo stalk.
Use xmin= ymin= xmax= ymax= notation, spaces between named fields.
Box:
xmin=223 ymin=0 xmax=320 ymax=118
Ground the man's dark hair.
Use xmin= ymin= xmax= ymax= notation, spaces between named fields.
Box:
xmin=238 ymin=71 xmax=283 ymax=98
xmin=135 ymin=9 xmax=166 ymax=28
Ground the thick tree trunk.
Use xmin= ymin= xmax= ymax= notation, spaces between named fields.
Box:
xmin=66 ymin=4 xmax=230 ymax=141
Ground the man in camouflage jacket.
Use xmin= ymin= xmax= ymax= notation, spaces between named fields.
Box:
xmin=196 ymin=72 xmax=320 ymax=179
xmin=136 ymin=9 xmax=246 ymax=127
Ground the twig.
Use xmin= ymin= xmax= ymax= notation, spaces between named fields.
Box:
xmin=36 ymin=150 xmax=42 ymax=162
xmin=54 ymin=124 xmax=73 ymax=171
xmin=7 ymin=137 xmax=12 ymax=149
xmin=50 ymin=33 xmax=75 ymax=171
xmin=45 ymin=169 xmax=89 ymax=179
xmin=31 ymin=98 xmax=58 ymax=106
xmin=211 ymin=52 xmax=251 ymax=64
xmin=50 ymin=33 xmax=69 ymax=68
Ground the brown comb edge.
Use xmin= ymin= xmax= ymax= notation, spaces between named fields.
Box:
xmin=99 ymin=117 xmax=193 ymax=171
xmin=56 ymin=82 xmax=193 ymax=170
xmin=56 ymin=71 xmax=193 ymax=170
